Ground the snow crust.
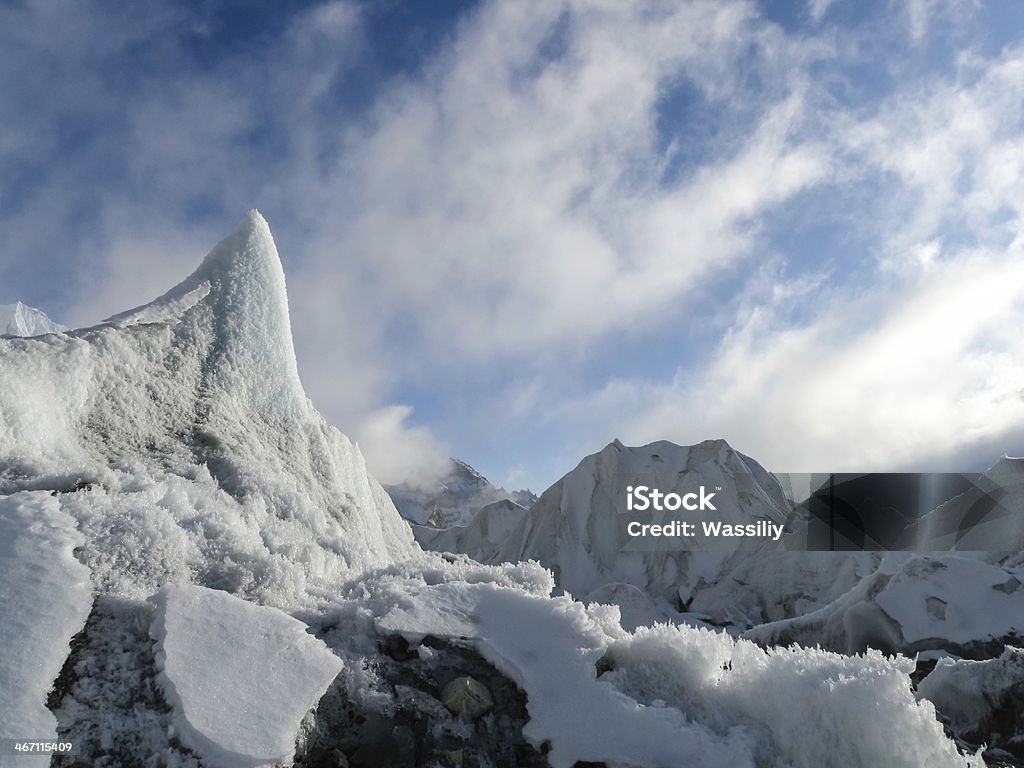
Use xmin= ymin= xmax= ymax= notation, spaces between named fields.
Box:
xmin=0 ymin=493 xmax=92 ymax=763
xmin=152 ymin=585 xmax=343 ymax=768
xmin=0 ymin=301 xmax=66 ymax=337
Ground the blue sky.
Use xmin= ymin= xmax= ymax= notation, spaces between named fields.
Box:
xmin=3 ymin=0 xmax=1024 ymax=492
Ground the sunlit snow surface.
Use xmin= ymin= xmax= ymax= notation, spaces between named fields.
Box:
xmin=0 ymin=212 xmax=990 ymax=767
xmin=0 ymin=493 xmax=91 ymax=766
xmin=152 ymin=585 xmax=342 ymax=768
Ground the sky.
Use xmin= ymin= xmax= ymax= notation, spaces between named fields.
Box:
xmin=2 ymin=0 xmax=1024 ymax=492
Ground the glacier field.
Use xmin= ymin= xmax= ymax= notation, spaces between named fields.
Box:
xmin=1 ymin=212 xmax=1019 ymax=767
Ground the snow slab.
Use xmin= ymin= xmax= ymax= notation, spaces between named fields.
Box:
xmin=377 ymin=580 xmax=981 ymax=768
xmin=0 ymin=493 xmax=92 ymax=766
xmin=151 ymin=585 xmax=343 ymax=768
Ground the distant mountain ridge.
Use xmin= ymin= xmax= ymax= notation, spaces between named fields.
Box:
xmin=386 ymin=457 xmax=536 ymax=528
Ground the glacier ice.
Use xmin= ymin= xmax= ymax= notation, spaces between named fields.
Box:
xmin=745 ymin=553 xmax=1024 ymax=656
xmin=917 ymin=646 xmax=1024 ymax=748
xmin=493 ymin=438 xmax=794 ymax=603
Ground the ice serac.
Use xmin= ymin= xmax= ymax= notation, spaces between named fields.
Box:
xmin=0 ymin=211 xmax=417 ymax=605
xmin=493 ymin=438 xmax=794 ymax=607
xmin=152 ymin=585 xmax=343 ymax=768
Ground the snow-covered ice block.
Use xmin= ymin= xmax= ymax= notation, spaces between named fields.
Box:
xmin=0 ymin=493 xmax=92 ymax=766
xmin=152 ymin=585 xmax=342 ymax=768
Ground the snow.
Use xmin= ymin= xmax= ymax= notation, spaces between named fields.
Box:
xmin=412 ymin=498 xmax=530 ymax=561
xmin=151 ymin=585 xmax=343 ymax=768
xmin=0 ymin=211 xmax=1001 ymax=767
xmin=376 ymin=578 xmax=982 ymax=768
xmin=0 ymin=301 xmax=65 ymax=337
xmin=0 ymin=493 xmax=92 ymax=765
xmin=0 ymin=211 xmax=419 ymax=607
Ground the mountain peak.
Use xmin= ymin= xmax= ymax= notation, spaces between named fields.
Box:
xmin=0 ymin=301 xmax=66 ymax=337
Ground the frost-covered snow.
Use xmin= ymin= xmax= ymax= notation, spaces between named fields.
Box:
xmin=0 ymin=212 xmax=1000 ymax=767
xmin=152 ymin=585 xmax=342 ymax=768
xmin=0 ymin=493 xmax=91 ymax=764
xmin=0 ymin=301 xmax=65 ymax=337
xmin=377 ymin=578 xmax=982 ymax=768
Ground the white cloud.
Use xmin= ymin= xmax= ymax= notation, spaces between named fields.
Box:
xmin=316 ymin=2 xmax=809 ymax=344
xmin=902 ymin=0 xmax=981 ymax=43
xmin=808 ymin=0 xmax=838 ymax=24
xmin=566 ymin=246 xmax=1024 ymax=472
xmin=349 ymin=405 xmax=449 ymax=486
xmin=4 ymin=0 xmax=1024 ymax=487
